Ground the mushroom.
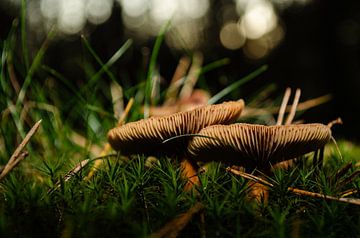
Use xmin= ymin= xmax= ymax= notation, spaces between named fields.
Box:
xmin=187 ymin=123 xmax=331 ymax=170
xmin=187 ymin=122 xmax=332 ymax=202
xmin=108 ymin=100 xmax=245 ymax=156
xmin=107 ymin=100 xmax=245 ymax=190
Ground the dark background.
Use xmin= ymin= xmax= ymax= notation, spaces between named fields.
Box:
xmin=1 ymin=0 xmax=360 ymax=140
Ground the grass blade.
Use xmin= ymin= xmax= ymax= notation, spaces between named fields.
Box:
xmin=21 ymin=0 xmax=29 ymax=70
xmin=17 ymin=29 xmax=55 ymax=106
xmin=208 ymin=65 xmax=268 ymax=104
xmin=91 ymin=38 xmax=133 ymax=82
xmin=144 ymin=21 xmax=171 ymax=118
xmin=199 ymin=57 xmax=230 ymax=75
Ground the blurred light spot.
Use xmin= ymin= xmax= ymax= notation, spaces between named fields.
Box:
xmin=235 ymin=0 xmax=250 ymax=15
xmin=27 ymin=0 xmax=42 ymax=27
xmin=122 ymin=12 xmax=147 ymax=30
xmin=178 ymin=0 xmax=209 ymax=19
xmin=40 ymin=0 xmax=59 ymax=20
xmin=244 ymin=39 xmax=269 ymax=59
xmin=220 ymin=21 xmax=246 ymax=50
xmin=166 ymin=20 xmax=205 ymax=50
xmin=118 ymin=0 xmax=148 ymax=17
xmin=149 ymin=0 xmax=178 ymax=25
xmin=86 ymin=0 xmax=113 ymax=25
xmin=240 ymin=0 xmax=277 ymax=40
xmin=220 ymin=4 xmax=239 ymax=23
xmin=58 ymin=0 xmax=86 ymax=34
xmin=267 ymin=24 xmax=285 ymax=47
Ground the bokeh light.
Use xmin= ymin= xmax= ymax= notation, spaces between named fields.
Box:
xmin=57 ymin=0 xmax=86 ymax=34
xmin=2 ymin=0 xmax=307 ymax=57
xmin=149 ymin=0 xmax=177 ymax=25
xmin=40 ymin=0 xmax=59 ymax=21
xmin=178 ymin=0 xmax=209 ymax=19
xmin=118 ymin=0 xmax=148 ymax=17
xmin=239 ymin=0 xmax=277 ymax=40
xmin=220 ymin=21 xmax=246 ymax=50
xmin=86 ymin=0 xmax=113 ymax=25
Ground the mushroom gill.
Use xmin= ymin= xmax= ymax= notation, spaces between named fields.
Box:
xmin=107 ymin=100 xmax=245 ymax=156
xmin=188 ymin=123 xmax=331 ymax=169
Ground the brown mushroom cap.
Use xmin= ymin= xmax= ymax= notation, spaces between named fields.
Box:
xmin=188 ymin=123 xmax=331 ymax=169
xmin=107 ymin=100 xmax=245 ymax=155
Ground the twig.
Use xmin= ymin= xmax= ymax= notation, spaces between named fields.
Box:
xmin=165 ymin=56 xmax=191 ymax=104
xmin=151 ymin=202 xmax=204 ymax=238
xmin=179 ymin=52 xmax=203 ymax=100
xmin=242 ymin=94 xmax=331 ymax=118
xmin=288 ymin=187 xmax=360 ymax=206
xmin=336 ymin=170 xmax=360 ymax=190
xmin=116 ymin=97 xmax=135 ymax=127
xmin=48 ymin=158 xmax=91 ymax=195
xmin=48 ymin=154 xmax=117 ymax=195
xmin=334 ymin=162 xmax=353 ymax=181
xmin=0 ymin=119 xmax=42 ymax=181
xmin=228 ymin=167 xmax=360 ymax=206
xmin=285 ymin=88 xmax=301 ymax=125
xmin=276 ymin=87 xmax=291 ymax=125
xmin=64 ymin=159 xmax=91 ymax=182
xmin=226 ymin=167 xmax=274 ymax=188
xmin=340 ymin=188 xmax=359 ymax=198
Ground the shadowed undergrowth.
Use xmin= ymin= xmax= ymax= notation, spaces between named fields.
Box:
xmin=0 ymin=16 xmax=359 ymax=238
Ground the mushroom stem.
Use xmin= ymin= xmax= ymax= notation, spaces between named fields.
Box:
xmin=180 ymin=158 xmax=201 ymax=192
xmin=227 ymin=167 xmax=272 ymax=204
xmin=151 ymin=202 xmax=204 ymax=238
xmin=247 ymin=181 xmax=270 ymax=204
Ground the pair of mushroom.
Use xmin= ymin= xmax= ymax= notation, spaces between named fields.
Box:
xmin=107 ymin=99 xmax=332 ymax=194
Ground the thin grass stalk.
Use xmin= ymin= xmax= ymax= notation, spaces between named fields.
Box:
xmin=285 ymin=88 xmax=301 ymax=125
xmin=144 ymin=21 xmax=170 ymax=118
xmin=208 ymin=65 xmax=268 ymax=104
xmin=276 ymin=87 xmax=291 ymax=125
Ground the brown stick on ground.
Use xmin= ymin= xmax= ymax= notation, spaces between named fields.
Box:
xmin=0 ymin=119 xmax=42 ymax=181
xmin=228 ymin=167 xmax=360 ymax=206
xmin=288 ymin=187 xmax=360 ymax=206
xmin=151 ymin=202 xmax=205 ymax=238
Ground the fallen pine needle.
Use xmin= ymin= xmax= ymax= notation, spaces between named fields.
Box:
xmin=0 ymin=119 xmax=41 ymax=181
xmin=226 ymin=167 xmax=274 ymax=188
xmin=151 ymin=202 xmax=204 ymax=238
xmin=48 ymin=153 xmax=117 ymax=195
xmin=228 ymin=167 xmax=360 ymax=206
xmin=340 ymin=188 xmax=359 ymax=198
xmin=288 ymin=187 xmax=360 ymax=206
